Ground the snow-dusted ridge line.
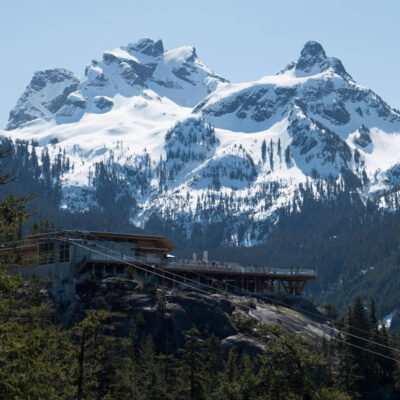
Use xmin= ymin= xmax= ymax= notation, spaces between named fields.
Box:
xmin=3 ymin=39 xmax=400 ymax=245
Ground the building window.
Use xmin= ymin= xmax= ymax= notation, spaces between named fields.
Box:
xmin=39 ymin=242 xmax=55 ymax=265
xmin=59 ymin=243 xmax=70 ymax=263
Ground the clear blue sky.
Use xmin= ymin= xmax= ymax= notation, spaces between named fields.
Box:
xmin=1 ymin=0 xmax=400 ymax=127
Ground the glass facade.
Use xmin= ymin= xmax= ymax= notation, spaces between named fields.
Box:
xmin=38 ymin=242 xmax=55 ymax=265
xmin=59 ymin=243 xmax=70 ymax=263
xmin=38 ymin=241 xmax=70 ymax=264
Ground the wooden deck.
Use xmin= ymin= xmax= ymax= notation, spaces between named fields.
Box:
xmin=161 ymin=261 xmax=316 ymax=296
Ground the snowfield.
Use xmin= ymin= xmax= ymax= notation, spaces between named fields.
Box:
xmin=2 ymin=39 xmax=400 ymax=244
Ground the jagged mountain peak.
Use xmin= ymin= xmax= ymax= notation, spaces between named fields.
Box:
xmin=277 ymin=41 xmax=352 ymax=80
xmin=6 ymin=68 xmax=79 ymax=130
xmin=29 ymin=68 xmax=78 ymax=90
xmin=124 ymin=38 xmax=164 ymax=57
xmin=298 ymin=41 xmax=327 ymax=62
xmin=196 ymin=40 xmax=393 ymax=133
xmin=295 ymin=41 xmax=328 ymax=73
xmin=296 ymin=41 xmax=352 ymax=80
xmin=4 ymin=38 xmax=400 ymax=247
xmin=5 ymin=39 xmax=227 ymax=129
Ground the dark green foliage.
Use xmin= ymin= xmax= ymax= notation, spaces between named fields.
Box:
xmin=2 ymin=116 xmax=400 ymax=399
xmin=92 ymin=160 xmax=138 ymax=217
xmin=0 ymin=138 xmax=64 ymax=205
xmin=340 ymin=297 xmax=398 ymax=398
xmin=321 ymin=303 xmax=340 ymax=321
xmin=0 ymin=137 xmax=144 ymax=233
xmin=0 ymin=195 xmax=30 ymax=242
xmin=3 ymin=242 xmax=400 ymax=400
xmin=0 ymin=270 xmax=75 ymax=399
xmin=0 ymin=265 xmax=370 ymax=400
xmin=189 ymin=190 xmax=400 ymax=322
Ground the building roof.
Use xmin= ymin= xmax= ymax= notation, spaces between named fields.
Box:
xmin=27 ymin=230 xmax=174 ymax=251
xmin=0 ymin=243 xmax=37 ymax=253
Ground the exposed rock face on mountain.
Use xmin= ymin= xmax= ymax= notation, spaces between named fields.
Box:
xmin=3 ymin=39 xmax=400 ymax=246
xmin=6 ymin=38 xmax=227 ymax=129
xmin=293 ymin=41 xmax=352 ymax=80
xmin=195 ymin=41 xmax=399 ymax=134
xmin=6 ymin=69 xmax=79 ymax=130
xmin=67 ymin=277 xmax=330 ymax=353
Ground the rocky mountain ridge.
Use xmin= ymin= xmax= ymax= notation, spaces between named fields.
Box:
xmin=6 ymin=38 xmax=227 ymax=130
xmin=2 ymin=39 xmax=400 ymax=245
xmin=69 ymin=276 xmax=330 ymax=354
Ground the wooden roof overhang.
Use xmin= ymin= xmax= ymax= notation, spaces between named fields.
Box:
xmin=0 ymin=244 xmax=38 ymax=254
xmin=27 ymin=230 xmax=174 ymax=252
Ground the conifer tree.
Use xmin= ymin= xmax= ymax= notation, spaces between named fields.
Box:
xmin=72 ymin=309 xmax=117 ymax=400
xmin=178 ymin=327 xmax=208 ymax=400
xmin=238 ymin=354 xmax=257 ymax=400
xmin=277 ymin=138 xmax=281 ymax=159
xmin=376 ymin=325 xmax=397 ymax=385
xmin=213 ymin=347 xmax=240 ymax=400
xmin=261 ymin=140 xmax=267 ymax=163
xmin=346 ymin=296 xmax=382 ymax=394
xmin=137 ymin=336 xmax=169 ymax=400
xmin=0 ymin=269 xmax=75 ymax=399
xmin=269 ymin=140 xmax=274 ymax=170
xmin=284 ymin=146 xmax=292 ymax=165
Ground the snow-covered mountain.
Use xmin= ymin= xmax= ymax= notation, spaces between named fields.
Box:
xmin=6 ymin=38 xmax=227 ymax=130
xmin=3 ymin=39 xmax=400 ymax=245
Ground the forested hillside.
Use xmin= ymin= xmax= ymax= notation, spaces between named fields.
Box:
xmin=1 ymin=260 xmax=399 ymax=399
xmin=201 ymin=192 xmax=400 ymax=323
xmin=2 ymin=144 xmax=400 ymax=399
xmin=4 ymin=39 xmax=400 ymax=248
xmin=3 ymin=39 xmax=400 ymax=320
xmin=2 ymin=137 xmax=400 ymax=327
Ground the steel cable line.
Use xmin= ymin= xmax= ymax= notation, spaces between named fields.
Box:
xmin=88 ymin=237 xmax=400 ymax=355
xmin=6 ymin=232 xmax=398 ymax=346
xmin=5 ymin=233 xmax=398 ymax=348
xmin=59 ymin=236 xmax=400 ymax=361
xmin=153 ymin=282 xmax=400 ymax=364
xmin=65 ymin=238 xmax=400 ymax=363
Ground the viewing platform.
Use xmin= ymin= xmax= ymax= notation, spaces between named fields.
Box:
xmin=163 ymin=260 xmax=316 ymax=296
xmin=2 ymin=230 xmax=317 ymax=298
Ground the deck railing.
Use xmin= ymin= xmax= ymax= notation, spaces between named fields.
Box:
xmin=164 ymin=261 xmax=316 ymax=276
xmin=87 ymin=250 xmax=160 ymax=265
